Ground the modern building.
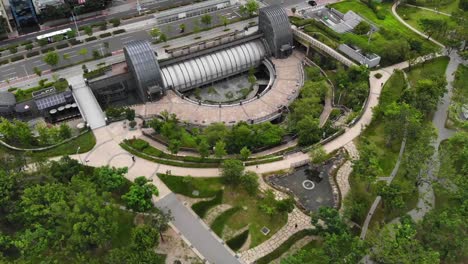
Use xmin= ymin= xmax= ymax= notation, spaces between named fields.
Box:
xmin=8 ymin=0 xmax=38 ymax=31
xmin=87 ymin=5 xmax=294 ymax=108
xmin=32 ymin=0 xmax=64 ymax=14
xmin=0 ymin=1 xmax=13 ymax=33
xmin=154 ymin=0 xmax=234 ymax=25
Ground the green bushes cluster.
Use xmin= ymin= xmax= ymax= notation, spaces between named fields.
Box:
xmin=226 ymin=229 xmax=249 ymax=251
xmin=83 ymin=65 xmax=111 ymax=79
xmin=192 ymin=190 xmax=224 ymax=217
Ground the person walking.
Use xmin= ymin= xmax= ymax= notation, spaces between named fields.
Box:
xmin=131 ymin=156 xmax=135 ymax=162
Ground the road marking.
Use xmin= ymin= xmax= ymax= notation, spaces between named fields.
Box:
xmin=120 ymin=36 xmax=134 ymax=40
xmin=2 ymin=72 xmax=17 ymax=77
xmin=0 ymin=68 xmax=15 ymax=73
xmin=68 ymin=54 xmax=79 ymax=58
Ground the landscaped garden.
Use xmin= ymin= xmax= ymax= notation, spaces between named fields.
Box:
xmin=448 ymin=64 xmax=468 ymax=130
xmin=158 ymin=161 xmax=293 ymax=250
xmin=344 ymin=56 xmax=449 ymax=230
xmin=326 ymin=0 xmax=440 ymax=65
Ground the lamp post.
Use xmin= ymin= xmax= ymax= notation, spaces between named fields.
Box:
xmin=71 ymin=6 xmax=81 ymax=37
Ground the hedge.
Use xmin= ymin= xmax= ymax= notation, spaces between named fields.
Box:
xmin=113 ymin=29 xmax=126 ymax=35
xmin=69 ymin=39 xmax=82 ymax=46
xmin=56 ymin=43 xmax=69 ymax=49
xmin=256 ymin=229 xmax=315 ymax=264
xmin=83 ymin=65 xmax=111 ymax=79
xmin=41 ymin=47 xmax=55 ymax=53
xmin=99 ymin=32 xmax=112 ymax=38
xmin=21 ymin=40 xmax=33 ymax=46
xmin=211 ymin=207 xmax=241 ymax=236
xmin=226 ymin=229 xmax=249 ymax=251
xmin=191 ymin=190 xmax=223 ymax=217
xmin=26 ymin=51 xmax=40 ymax=58
xmin=85 ymin=36 xmax=97 ymax=42
xmin=120 ymin=143 xmax=220 ymax=168
xmin=0 ymin=60 xmax=8 ymax=65
xmin=10 ymin=55 xmax=24 ymax=62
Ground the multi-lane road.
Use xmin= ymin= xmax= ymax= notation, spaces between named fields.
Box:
xmin=0 ymin=6 xmax=242 ymax=83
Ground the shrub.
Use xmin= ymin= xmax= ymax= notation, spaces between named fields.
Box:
xmin=226 ymin=229 xmax=249 ymax=251
xmin=354 ymin=21 xmax=371 ymax=35
xmin=83 ymin=65 xmax=111 ymax=79
xmin=25 ymin=43 xmax=34 ymax=51
xmin=85 ymin=36 xmax=97 ymax=42
xmin=110 ymin=18 xmax=121 ymax=27
xmin=10 ymin=55 xmax=24 ymax=62
xmin=0 ymin=60 xmax=8 ymax=65
xmin=8 ymin=46 xmax=17 ymax=54
xmin=37 ymin=38 xmax=48 ymax=46
xmin=129 ymin=120 xmax=137 ymax=128
xmin=7 ymin=87 xmax=17 ymax=92
xmin=131 ymin=139 xmax=149 ymax=151
xmin=41 ymin=47 xmax=55 ymax=53
xmin=191 ymin=190 xmax=223 ymax=217
xmin=105 ymin=107 xmax=125 ymax=119
xmin=69 ymin=39 xmax=82 ymax=46
xmin=99 ymin=24 xmax=107 ymax=31
xmin=92 ymin=50 xmax=101 ymax=59
xmin=21 ymin=40 xmax=32 ymax=46
xmin=374 ymin=73 xmax=382 ymax=79
xmin=113 ymin=29 xmax=126 ymax=35
xmin=83 ymin=26 xmax=93 ymax=36
xmin=56 ymin=43 xmax=69 ymax=49
xmin=26 ymin=51 xmax=40 ymax=58
xmin=99 ymin=32 xmax=112 ymax=38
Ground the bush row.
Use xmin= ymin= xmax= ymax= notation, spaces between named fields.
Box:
xmin=191 ymin=190 xmax=223 ymax=217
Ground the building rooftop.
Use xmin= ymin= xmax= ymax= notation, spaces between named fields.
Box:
xmin=0 ymin=92 xmax=16 ymax=106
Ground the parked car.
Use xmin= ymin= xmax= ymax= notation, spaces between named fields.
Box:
xmin=308 ymin=1 xmax=317 ymax=6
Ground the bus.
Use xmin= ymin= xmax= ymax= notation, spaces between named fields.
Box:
xmin=36 ymin=28 xmax=73 ymax=43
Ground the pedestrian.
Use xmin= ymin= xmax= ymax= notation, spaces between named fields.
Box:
xmin=131 ymin=155 xmax=135 ymax=162
xmin=294 ymin=224 xmax=298 ymax=229
xmin=256 ymin=165 xmax=259 ymax=169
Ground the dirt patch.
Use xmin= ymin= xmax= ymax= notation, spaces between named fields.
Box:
xmin=156 ymin=226 xmax=202 ymax=264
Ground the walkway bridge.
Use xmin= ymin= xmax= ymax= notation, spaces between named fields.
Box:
xmin=292 ymin=27 xmax=357 ymax=67
xmin=69 ymin=76 xmax=106 ymax=130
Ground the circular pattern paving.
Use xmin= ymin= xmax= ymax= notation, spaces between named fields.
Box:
xmin=302 ymin=180 xmax=315 ymax=190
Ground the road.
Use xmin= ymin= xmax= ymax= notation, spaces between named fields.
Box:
xmin=1 ymin=0 xmax=199 ymax=46
xmin=0 ymin=6 xmax=241 ymax=84
xmin=156 ymin=193 xmax=241 ymax=264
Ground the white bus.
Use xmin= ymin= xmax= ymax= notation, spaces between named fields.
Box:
xmin=36 ymin=28 xmax=73 ymax=43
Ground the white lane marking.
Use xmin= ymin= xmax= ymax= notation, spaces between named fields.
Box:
xmin=0 ymin=67 xmax=15 ymax=72
xmin=2 ymin=72 xmax=17 ymax=77
xmin=121 ymin=36 xmax=133 ymax=40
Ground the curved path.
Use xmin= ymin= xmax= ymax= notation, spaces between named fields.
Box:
xmin=392 ymin=1 xmax=445 ymax=48
xmin=405 ymin=3 xmax=452 ymax=16
xmin=132 ymin=52 xmax=305 ymax=125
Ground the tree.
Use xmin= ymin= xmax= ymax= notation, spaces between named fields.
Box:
xmin=296 ymin=116 xmax=321 ymax=146
xmin=52 ymin=34 xmax=64 ymax=42
xmin=122 ymin=176 xmax=159 ymax=212
xmin=200 ymin=14 xmax=212 ymax=27
xmin=49 ymin=156 xmax=81 ymax=183
xmin=110 ymin=18 xmax=120 ymax=27
xmin=179 ymin=23 xmax=186 ymax=33
xmin=239 ymin=146 xmax=251 ymax=160
xmin=352 ymin=138 xmax=382 ymax=190
xmin=419 ymin=18 xmax=446 ymax=39
xmin=43 ymin=51 xmax=60 ymax=67
xmin=381 ymin=102 xmax=422 ymax=145
xmin=242 ymin=0 xmax=260 ymax=17
xmin=282 ymin=248 xmax=330 ymax=264
xmin=221 ymin=159 xmax=244 ymax=185
xmin=291 ymin=7 xmax=297 ymax=14
xmin=66 ymin=30 xmax=76 ymax=39
xmin=0 ymin=169 xmax=14 ymax=210
xmin=240 ymin=171 xmax=259 ymax=195
xmin=92 ymin=166 xmax=127 ymax=192
xmin=220 ymin=15 xmax=229 ymax=28
xmin=197 ymin=139 xmax=210 ymax=159
xmin=131 ymin=225 xmax=159 ymax=251
xmin=204 ymin=122 xmax=228 ymax=146
xmin=58 ymin=123 xmax=72 ymax=139
xmin=168 ymin=139 xmax=181 ymax=154
xmin=403 ymin=78 xmax=447 ymax=116
xmin=377 ymin=182 xmax=405 ymax=210
xmin=83 ymin=26 xmax=93 ymax=36
xmin=63 ymin=53 xmax=70 ymax=62
xmin=311 ymin=207 xmax=348 ymax=236
xmin=214 ymin=140 xmax=227 ymax=158
xmin=354 ymin=21 xmax=371 ymax=35
xmin=149 ymin=27 xmax=162 ymax=40
xmin=33 ymin=67 xmax=42 ymax=77
xmin=78 ymin=48 xmax=88 ymax=59
xmin=144 ymin=209 xmax=173 ymax=242
xmin=372 ymin=217 xmax=440 ymax=263
xmin=309 ymin=145 xmax=328 ymax=164
xmin=25 ymin=43 xmax=34 ymax=51
xmin=125 ymin=108 xmax=135 ymax=121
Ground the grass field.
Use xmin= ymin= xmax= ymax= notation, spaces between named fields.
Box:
xmin=406 ymin=56 xmax=450 ymax=87
xmin=396 ymin=5 xmax=456 ymax=44
xmin=330 ymin=0 xmax=439 ymax=65
xmin=411 ymin=0 xmax=461 ymax=14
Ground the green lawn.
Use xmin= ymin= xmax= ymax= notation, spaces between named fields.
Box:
xmin=412 ymin=0 xmax=461 ymax=14
xmin=405 ymin=56 xmax=450 ymax=87
xmin=157 ymin=173 xmax=223 ymax=198
xmin=330 ymin=0 xmax=438 ymax=65
xmin=111 ymin=210 xmax=136 ymax=248
xmin=30 ymin=131 xmax=96 ymax=158
xmin=396 ymin=5 xmax=456 ymax=45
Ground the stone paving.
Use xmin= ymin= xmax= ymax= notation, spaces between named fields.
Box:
xmin=336 ymin=141 xmax=359 ymax=212
xmin=240 ymin=208 xmax=313 ymax=263
xmin=131 ymin=51 xmax=305 ymax=125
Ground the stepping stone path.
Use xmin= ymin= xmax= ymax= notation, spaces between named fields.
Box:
xmin=336 ymin=141 xmax=359 ymax=213
xmin=204 ymin=204 xmax=233 ymax=225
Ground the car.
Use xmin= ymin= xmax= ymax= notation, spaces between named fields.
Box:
xmin=308 ymin=0 xmax=317 ymax=6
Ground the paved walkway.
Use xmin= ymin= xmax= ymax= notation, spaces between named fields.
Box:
xmin=392 ymin=1 xmax=445 ymax=48
xmin=132 ymin=52 xmax=305 ymax=125
xmin=405 ymin=3 xmax=452 ymax=16
xmin=69 ymin=76 xmax=107 ymax=129
xmin=156 ymin=193 xmax=242 ymax=264
xmin=240 ymin=208 xmax=313 ymax=263
xmin=336 ymin=141 xmax=359 ymax=213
